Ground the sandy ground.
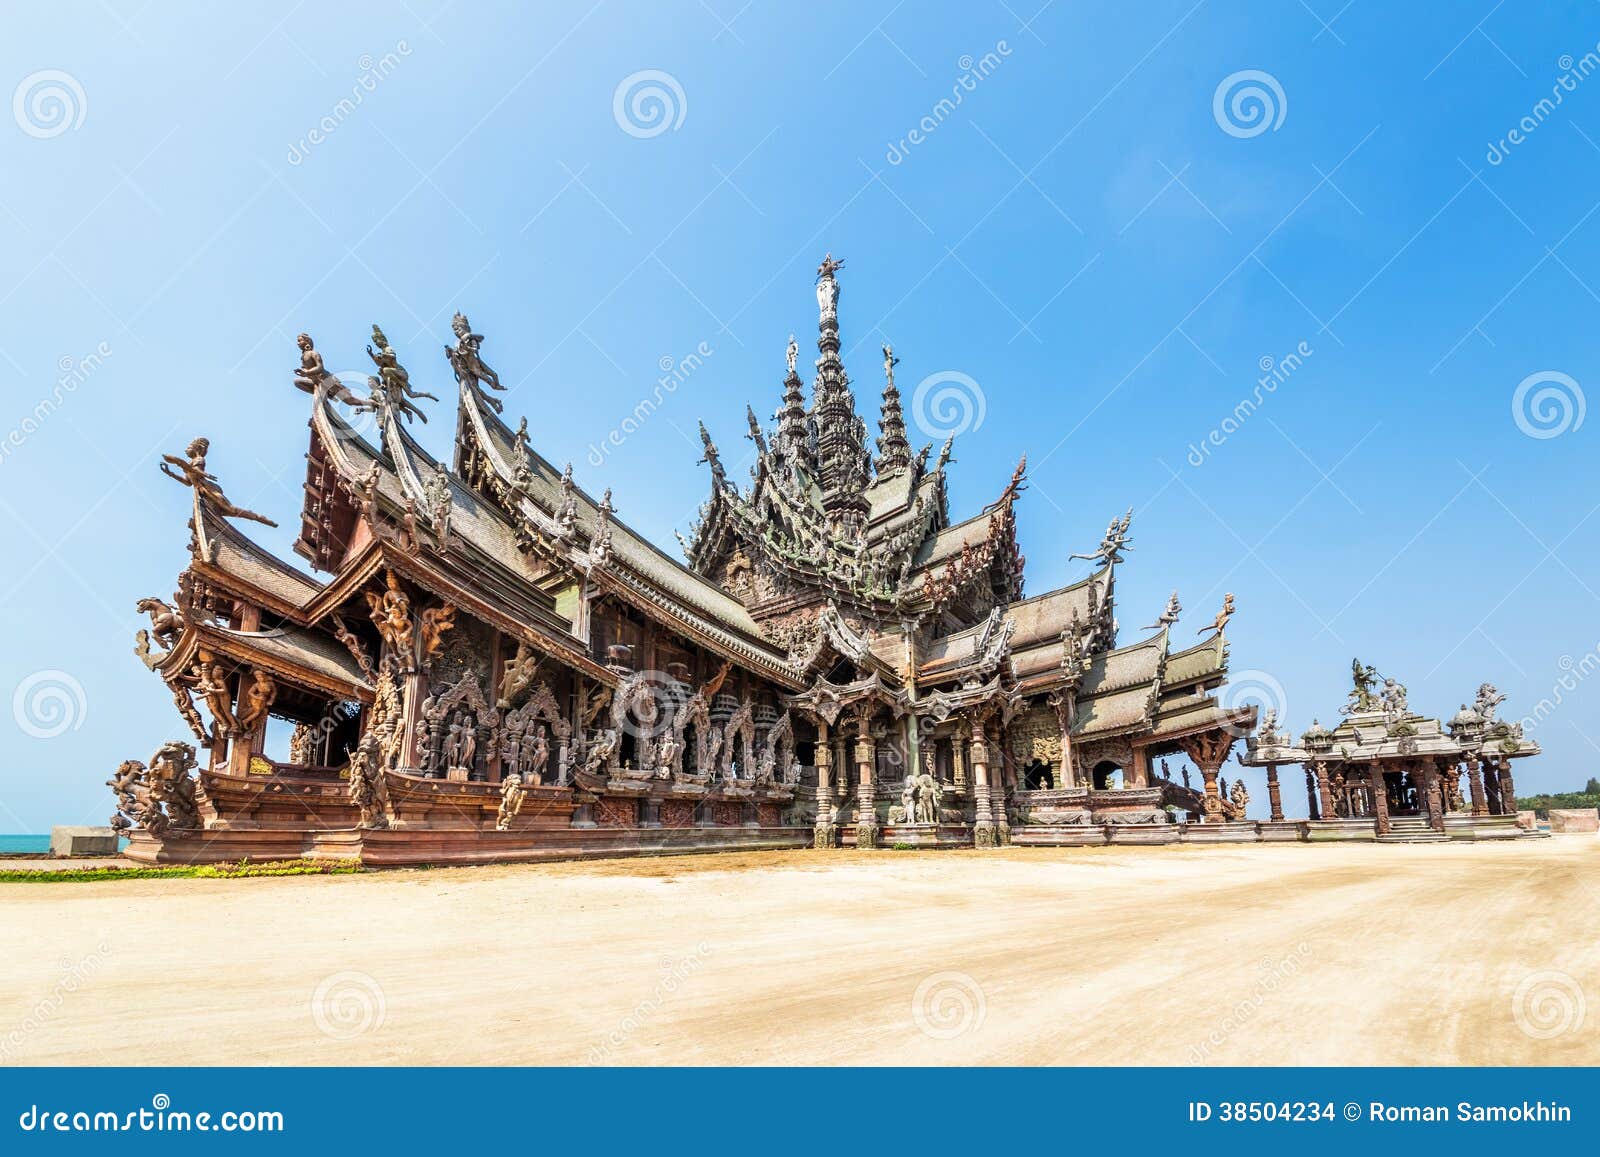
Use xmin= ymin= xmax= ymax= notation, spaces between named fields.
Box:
xmin=3 ymin=836 xmax=1597 ymax=1066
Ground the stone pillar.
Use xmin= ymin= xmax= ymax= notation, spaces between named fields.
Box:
xmin=812 ymin=720 xmax=836 ymax=848
xmin=1466 ymin=756 xmax=1486 ymax=817
xmin=1496 ymin=757 xmax=1517 ymax=816
xmin=1265 ymin=763 xmax=1284 ymax=823
xmin=854 ymin=728 xmax=878 ymax=849
xmin=1369 ymin=768 xmax=1390 ymax=836
xmin=970 ymin=723 xmax=997 ymax=848
xmin=1315 ymin=761 xmax=1335 ymax=821
xmin=1417 ymin=761 xmax=1444 ymax=834
xmin=951 ymin=733 xmax=968 ymax=792
xmin=1305 ymin=765 xmax=1321 ymax=820
xmin=1483 ymin=757 xmax=1503 ymax=815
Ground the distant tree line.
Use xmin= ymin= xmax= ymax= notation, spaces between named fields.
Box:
xmin=1515 ymin=778 xmax=1600 ymax=817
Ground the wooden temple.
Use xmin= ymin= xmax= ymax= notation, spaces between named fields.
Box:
xmin=112 ymin=256 xmax=1274 ymax=865
xmin=1237 ymin=663 xmax=1540 ymax=842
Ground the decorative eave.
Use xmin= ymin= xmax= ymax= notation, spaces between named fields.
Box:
xmin=784 ymin=670 xmax=910 ymax=726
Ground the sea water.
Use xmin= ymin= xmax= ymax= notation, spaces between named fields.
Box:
xmin=0 ymin=834 xmax=50 ymax=854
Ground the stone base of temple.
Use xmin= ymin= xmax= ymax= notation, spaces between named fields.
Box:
xmin=1443 ymin=814 xmax=1525 ymax=840
xmin=879 ymin=823 xmax=973 ymax=849
xmin=123 ymin=825 xmax=812 ymax=867
xmin=1304 ymin=819 xmax=1381 ymax=842
xmin=812 ymin=823 xmax=838 ymax=849
xmin=1180 ymin=820 xmax=1267 ymax=844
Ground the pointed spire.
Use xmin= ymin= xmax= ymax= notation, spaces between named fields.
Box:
xmin=875 ymin=342 xmax=910 ymax=476
xmin=811 ymin=253 xmax=869 ymax=530
xmin=776 ymin=333 xmax=812 ymax=472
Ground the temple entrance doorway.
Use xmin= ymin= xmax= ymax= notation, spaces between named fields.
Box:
xmin=1092 ymin=760 xmax=1124 ymax=790
xmin=1024 ymin=759 xmax=1054 ymax=790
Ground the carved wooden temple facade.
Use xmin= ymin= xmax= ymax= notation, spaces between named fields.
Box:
xmin=113 ymin=257 xmax=1264 ymax=865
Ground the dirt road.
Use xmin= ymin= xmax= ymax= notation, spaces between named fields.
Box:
xmin=3 ymin=838 xmax=1595 ymax=1065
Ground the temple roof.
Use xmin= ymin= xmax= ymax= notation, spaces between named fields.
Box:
xmin=193 ymin=499 xmax=323 ymax=611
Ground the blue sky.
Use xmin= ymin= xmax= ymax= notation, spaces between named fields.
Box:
xmin=4 ymin=1 xmax=1599 ymax=830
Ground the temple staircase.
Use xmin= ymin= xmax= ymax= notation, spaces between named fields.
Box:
xmin=1377 ymin=816 xmax=1449 ymax=844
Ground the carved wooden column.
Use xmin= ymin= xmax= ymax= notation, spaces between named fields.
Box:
xmin=1482 ymin=757 xmax=1503 ymax=814
xmin=1315 ymin=761 xmax=1335 ymax=821
xmin=1180 ymin=731 xmax=1234 ymax=823
xmin=970 ymin=718 xmax=997 ymax=848
xmin=1265 ymin=763 xmax=1284 ymax=823
xmin=1417 ymin=760 xmax=1444 ymax=834
xmin=854 ymin=717 xmax=878 ymax=850
xmin=1495 ymin=757 xmax=1518 ymax=817
xmin=1305 ymin=764 xmax=1321 ymax=820
xmin=813 ymin=718 xmax=836 ymax=848
xmin=1465 ymin=755 xmax=1486 ymax=817
xmin=951 ymin=732 xmax=969 ymax=792
xmin=1369 ymin=768 xmax=1391 ymax=836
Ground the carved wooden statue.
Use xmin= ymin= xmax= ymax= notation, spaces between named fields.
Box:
xmin=160 ymin=437 xmax=278 ymax=527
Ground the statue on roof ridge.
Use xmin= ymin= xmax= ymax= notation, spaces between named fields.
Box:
xmin=446 ymin=311 xmax=505 ymax=412
xmin=367 ymin=324 xmax=437 ymax=424
xmin=1144 ymin=590 xmax=1181 ymax=631
xmin=160 ymin=437 xmax=279 ymax=528
xmin=698 ymin=421 xmax=726 ymax=489
xmin=817 ymin=252 xmax=844 ymax=280
xmin=786 ymin=334 xmax=798 ymax=375
xmin=1070 ymin=510 xmax=1132 ymax=565
xmin=1196 ymin=591 xmax=1234 ymax=638
xmin=1343 ymin=658 xmax=1380 ymax=713
xmin=293 ymin=333 xmax=363 ymax=406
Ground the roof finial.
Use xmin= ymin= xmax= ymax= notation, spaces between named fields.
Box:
xmin=874 ymin=341 xmax=911 ymax=476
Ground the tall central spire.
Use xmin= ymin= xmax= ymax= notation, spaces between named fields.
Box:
xmin=811 ymin=254 xmax=870 ymax=533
